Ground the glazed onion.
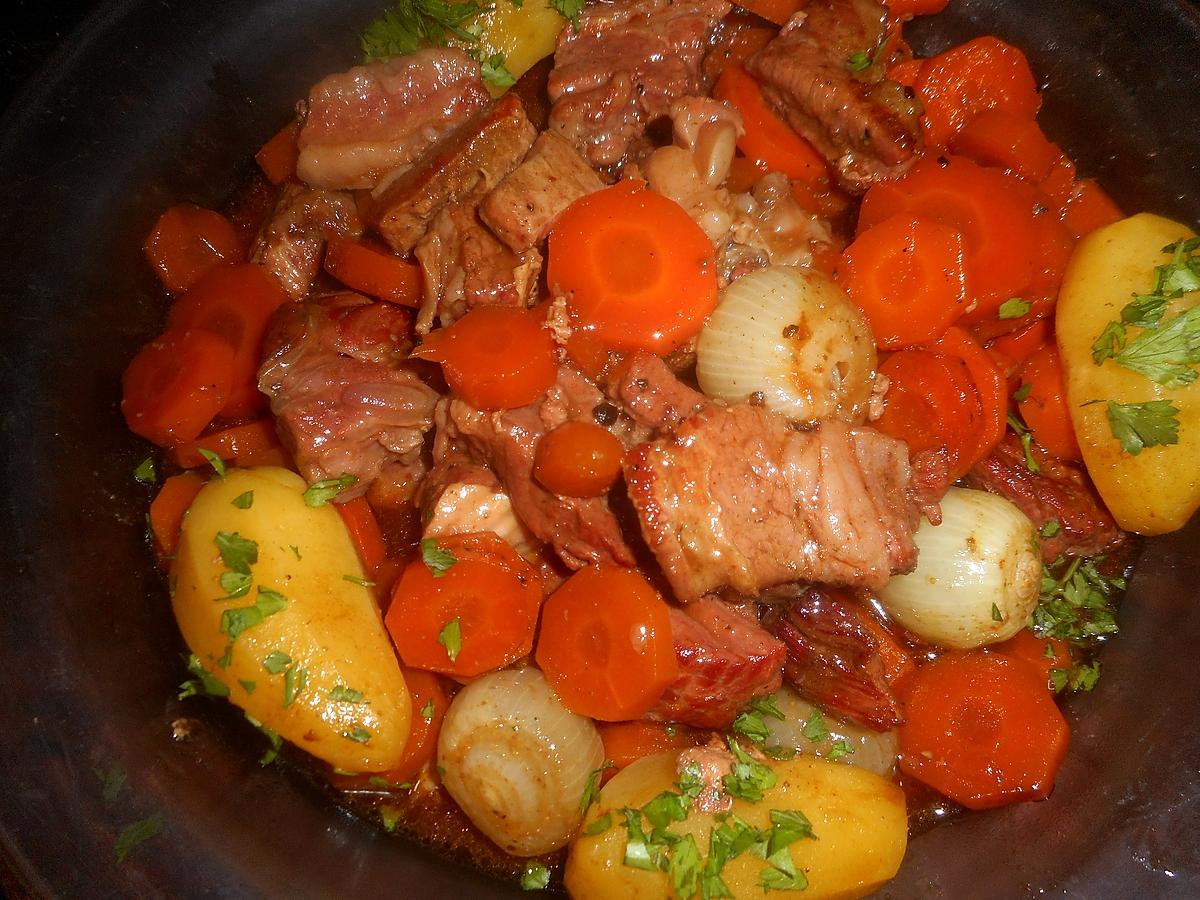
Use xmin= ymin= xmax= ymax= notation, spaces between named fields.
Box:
xmin=878 ymin=487 xmax=1041 ymax=649
xmin=762 ymin=687 xmax=899 ymax=777
xmin=696 ymin=266 xmax=877 ymax=423
xmin=437 ymin=667 xmax=604 ymax=856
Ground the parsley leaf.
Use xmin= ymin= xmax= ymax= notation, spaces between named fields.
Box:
xmin=846 ymin=51 xmax=871 ymax=72
xmin=999 ymin=297 xmax=1032 ymax=320
xmin=114 ymin=814 xmax=163 ymax=863
xmin=94 ymin=765 xmax=127 ymax=804
xmin=343 ymin=574 xmax=376 ymax=587
xmin=723 ymin=739 xmax=777 ymax=802
xmin=437 ymin=617 xmax=462 ymax=662
xmin=1050 ymin=659 xmax=1102 ymax=692
xmin=767 ymin=808 xmax=816 ymax=854
xmin=361 ymin=0 xmax=486 ymax=62
xmin=760 ymin=844 xmax=808 ymax=891
xmin=283 ymin=666 xmax=308 ymax=708
xmin=548 ymin=0 xmax=585 ymax=29
xmin=133 ymin=457 xmax=157 ymax=484
xmin=584 ymin=812 xmax=614 ymax=835
xmin=263 ymin=651 xmax=292 ymax=674
xmin=215 ymin=531 xmax=258 ymax=575
xmin=826 ymin=739 xmax=855 ymax=761
xmin=520 ymin=861 xmax=551 ymax=891
xmin=231 ymin=490 xmax=254 ymax=509
xmin=1092 ymin=320 xmax=1128 ymax=364
xmin=670 ymin=833 xmax=702 ymax=899
xmin=579 ymin=761 xmax=616 ymax=813
xmin=302 ymin=473 xmax=358 ymax=507
xmin=481 ymin=52 xmax=516 ymax=88
xmin=220 ymin=587 xmax=288 ymax=642
xmin=1040 ymin=519 xmax=1061 ymax=539
xmin=421 ymin=537 xmax=458 ymax=576
xmin=1033 ymin=556 xmax=1122 ymax=649
xmin=1007 ymin=412 xmax=1041 ymax=473
xmin=330 ymin=685 xmax=367 ymax=704
xmin=1105 ymin=399 xmax=1181 ymax=455
xmin=420 ymin=698 xmax=435 ymax=721
xmin=343 ymin=726 xmax=373 ymax=744
xmin=801 ymin=708 xmax=829 ymax=743
xmin=245 ymin=713 xmax=284 ymax=765
xmin=1110 ymin=304 xmax=1200 ymax=388
xmin=178 ymin=654 xmax=229 ymax=699
xmin=219 ymin=570 xmax=252 ymax=600
xmin=198 ymin=448 xmax=226 ymax=478
xmin=991 ymin=602 xmax=1004 ymax=622
xmin=1013 ymin=382 xmax=1032 ymax=403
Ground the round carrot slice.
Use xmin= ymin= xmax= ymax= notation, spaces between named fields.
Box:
xmin=534 ymin=420 xmax=625 ymax=498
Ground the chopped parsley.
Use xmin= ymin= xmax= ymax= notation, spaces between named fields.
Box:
xmin=991 ymin=602 xmax=1005 ymax=622
xmin=215 ymin=531 xmax=258 ymax=575
xmin=239 ymin=679 xmax=257 ymax=694
xmin=723 ymin=738 xmax=777 ymax=803
xmin=1006 ymin=412 xmax=1041 ymax=473
xmin=245 ymin=714 xmax=284 ymax=765
xmin=420 ymin=537 xmax=457 ymax=577
xmin=133 ymin=457 xmax=157 ymax=484
xmin=1105 ymin=399 xmax=1181 ymax=455
xmin=1031 ymin=555 xmax=1123 ymax=691
xmin=420 ymin=698 xmax=436 ymax=722
xmin=330 ymin=685 xmax=367 ymax=704
xmin=379 ymin=804 xmax=402 ymax=832
xmin=302 ymin=473 xmax=358 ymax=507
xmin=481 ymin=52 xmax=516 ymax=88
xmin=846 ymin=51 xmax=871 ymax=72
xmin=283 ymin=666 xmax=308 ymax=708
xmin=437 ymin=617 xmax=462 ymax=662
xmin=94 ymin=765 xmax=126 ymax=804
xmin=198 ymin=448 xmax=226 ymax=478
xmin=1040 ymin=519 xmax=1062 ymax=539
xmin=231 ymin=490 xmax=254 ymax=509
xmin=220 ymin=587 xmax=288 ymax=642
xmin=520 ymin=861 xmax=552 ymax=891
xmin=548 ymin=0 xmax=585 ymax=29
xmin=218 ymin=570 xmax=252 ymax=600
xmin=998 ymin=297 xmax=1033 ymax=320
xmin=583 ymin=812 xmax=613 ymax=835
xmin=343 ymin=726 xmax=373 ymax=744
xmin=114 ymin=814 xmax=163 ymax=863
xmin=579 ymin=761 xmax=616 ymax=813
xmin=801 ymin=707 xmax=830 ymax=743
xmin=343 ymin=574 xmax=376 ymax=587
xmin=826 ymin=739 xmax=855 ymax=761
xmin=263 ymin=651 xmax=292 ymax=674
xmin=216 ymin=644 xmax=234 ymax=669
xmin=361 ymin=0 xmax=488 ymax=63
xmin=1013 ymin=382 xmax=1033 ymax=403
xmin=178 ymin=654 xmax=229 ymax=699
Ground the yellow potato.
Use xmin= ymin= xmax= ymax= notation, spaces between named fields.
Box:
xmin=460 ymin=0 xmax=565 ymax=97
xmin=566 ymin=752 xmax=907 ymax=900
xmin=171 ymin=466 xmax=410 ymax=771
xmin=1057 ymin=213 xmax=1200 ymax=534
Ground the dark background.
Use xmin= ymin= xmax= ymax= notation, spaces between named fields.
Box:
xmin=0 ymin=0 xmax=100 ymax=115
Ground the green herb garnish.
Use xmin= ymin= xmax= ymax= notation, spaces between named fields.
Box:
xmin=437 ymin=617 xmax=462 ymax=662
xmin=302 ymin=473 xmax=358 ymax=507
xmin=114 ymin=814 xmax=163 ymax=863
xmin=231 ymin=490 xmax=254 ymax=509
xmin=998 ymin=298 xmax=1032 ymax=320
xmin=420 ymin=537 xmax=457 ymax=577
xmin=1105 ymin=399 xmax=1181 ymax=455
xmin=520 ymin=861 xmax=551 ymax=891
xmin=215 ymin=531 xmax=258 ymax=575
xmin=330 ymin=685 xmax=367 ymax=704
xmin=133 ymin=457 xmax=157 ymax=484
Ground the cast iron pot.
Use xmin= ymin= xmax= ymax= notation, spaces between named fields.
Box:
xmin=1 ymin=0 xmax=1198 ymax=896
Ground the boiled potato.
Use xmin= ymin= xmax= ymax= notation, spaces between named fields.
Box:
xmin=458 ymin=0 xmax=566 ymax=96
xmin=566 ymin=752 xmax=907 ymax=900
xmin=171 ymin=466 xmax=411 ymax=771
xmin=1057 ymin=213 xmax=1200 ymax=533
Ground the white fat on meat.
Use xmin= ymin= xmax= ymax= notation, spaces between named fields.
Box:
xmin=422 ymin=482 xmax=537 ymax=559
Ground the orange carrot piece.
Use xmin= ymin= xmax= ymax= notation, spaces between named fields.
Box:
xmin=735 ymin=0 xmax=807 ymax=26
xmin=255 ymin=121 xmax=301 ymax=185
xmin=1061 ymin=179 xmax=1124 ymax=239
xmin=950 ymin=110 xmax=1063 ymax=183
xmin=323 ymin=235 xmax=423 ymax=307
xmin=598 ymin=721 xmax=701 ymax=770
xmin=534 ymin=420 xmax=625 ymax=498
xmin=149 ymin=471 xmax=206 ymax=561
xmin=934 ymin=326 xmax=1008 ymax=469
xmin=336 ymin=497 xmax=388 ymax=576
xmin=995 ymin=628 xmax=1075 ymax=693
xmin=1016 ymin=344 xmax=1082 ymax=462
xmin=143 ymin=204 xmax=243 ymax=296
xmin=169 ymin=418 xmax=284 ymax=469
xmin=886 ymin=0 xmax=949 ymax=17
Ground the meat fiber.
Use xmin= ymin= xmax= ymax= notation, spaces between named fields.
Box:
xmin=967 ymin=433 xmax=1125 ymax=562
xmin=258 ymin=292 xmax=438 ymax=498
xmin=250 ymin=185 xmax=361 ymax=299
xmin=609 ymin=351 xmax=707 ymax=433
xmin=651 ymin=596 xmax=785 ymax=728
xmin=296 ymin=49 xmax=490 ymax=190
xmin=623 ymin=405 xmax=920 ymax=602
xmin=764 ymin=587 xmax=908 ymax=731
xmin=747 ymin=0 xmax=922 ymax=193
xmin=446 ymin=366 xmax=636 ymax=569
xmin=548 ymin=0 xmax=731 ymax=168
xmin=373 ymin=94 xmax=536 ymax=253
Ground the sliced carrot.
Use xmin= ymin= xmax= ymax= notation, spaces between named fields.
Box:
xmin=713 ymin=64 xmax=829 ymax=184
xmin=950 ymin=110 xmax=1062 ymax=183
xmin=838 ymin=213 xmax=968 ymax=349
xmin=598 ymin=721 xmax=701 ymax=770
xmin=995 ymin=628 xmax=1074 ymax=693
xmin=385 ymin=532 xmax=543 ymax=677
xmin=412 ymin=306 xmax=557 ymax=410
xmin=122 ymin=329 xmax=235 ymax=447
xmin=534 ymin=421 xmax=625 ymax=498
xmin=1016 ymin=344 xmax=1082 ymax=462
xmin=170 ymin=419 xmax=285 ymax=469
xmin=536 ymin=565 xmax=679 ymax=721
xmin=337 ymin=496 xmax=388 ymax=576
xmin=934 ymin=326 xmax=1007 ymax=468
xmin=898 ymin=650 xmax=1070 ymax=810
xmin=564 ymin=330 xmax=612 ymax=379
xmin=915 ymin=36 xmax=1042 ymax=148
xmin=323 ymin=235 xmax=422 ymax=307
xmin=858 ymin=155 xmax=1039 ymax=322
xmin=143 ymin=204 xmax=243 ymax=296
xmin=255 ymin=120 xmax=301 ymax=185
xmin=874 ymin=349 xmax=983 ymax=479
xmin=1061 ymin=179 xmax=1124 ymax=239
xmin=886 ymin=0 xmax=949 ymax=16
xmin=548 ymin=180 xmax=719 ymax=355
xmin=984 ymin=317 xmax=1053 ymax=381
xmin=887 ymin=58 xmax=924 ymax=89
xmin=149 ymin=471 xmax=206 ymax=561
xmin=1037 ymin=154 xmax=1078 ymax=213
xmin=789 ymin=177 xmax=853 ymax=221
xmin=167 ymin=263 xmax=290 ymax=419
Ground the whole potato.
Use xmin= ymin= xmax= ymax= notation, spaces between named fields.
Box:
xmin=171 ymin=466 xmax=411 ymax=771
xmin=566 ymin=751 xmax=907 ymax=900
xmin=1057 ymin=213 xmax=1200 ymax=534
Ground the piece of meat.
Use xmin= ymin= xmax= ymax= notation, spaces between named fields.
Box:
xmin=747 ymin=0 xmax=922 ymax=193
xmin=547 ymin=0 xmax=731 ymax=169
xmin=722 ymin=172 xmax=837 ymax=279
xmin=296 ymin=49 xmax=490 ymax=190
xmin=967 ymin=433 xmax=1125 ymax=562
xmin=413 ymin=198 xmax=542 ymax=333
xmin=764 ymin=587 xmax=906 ymax=731
xmin=624 ymin=405 xmax=920 ymax=602
xmin=373 ymin=94 xmax=537 ymax=253
xmin=258 ymin=292 xmax=439 ymax=498
xmin=479 ymin=131 xmax=606 ymax=252
xmin=609 ymin=351 xmax=707 ymax=433
xmin=676 ymin=741 xmax=735 ymax=813
xmin=651 ymin=596 xmax=785 ymax=729
xmin=701 ymin=11 xmax=774 ymax=83
xmin=446 ymin=365 xmax=637 ymax=569
xmin=251 ymin=185 xmax=361 ymax=299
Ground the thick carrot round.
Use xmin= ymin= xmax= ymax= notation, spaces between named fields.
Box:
xmin=1061 ymin=179 xmax=1124 ymax=239
xmin=549 ymin=181 xmax=719 ymax=355
xmin=934 ymin=326 xmax=1007 ymax=468
xmin=838 ymin=213 xmax=968 ymax=349
xmin=169 ymin=418 xmax=285 ymax=469
xmin=950 ymin=109 xmax=1062 ymax=183
xmin=984 ymin=317 xmax=1053 ymax=381
xmin=995 ymin=629 xmax=1074 ymax=694
xmin=412 ymin=306 xmax=557 ymax=410
xmin=324 ymin=235 xmax=422 ymax=307
xmin=915 ymin=36 xmax=1042 ymax=148
xmin=874 ymin=349 xmax=983 ymax=479
xmin=143 ymin=204 xmax=243 ymax=295
xmin=858 ymin=155 xmax=1039 ymax=322
xmin=255 ymin=120 xmax=300 ymax=185
xmin=597 ymin=721 xmax=700 ymax=770
xmin=385 ymin=532 xmax=543 ymax=677
xmin=149 ymin=471 xmax=206 ymax=561
xmin=121 ymin=329 xmax=235 ymax=447
xmin=534 ymin=420 xmax=625 ymax=498
xmin=713 ymin=65 xmax=829 ymax=183
xmin=535 ymin=565 xmax=678 ymax=721
xmin=898 ymin=650 xmax=1070 ymax=810
xmin=1016 ymin=344 xmax=1082 ymax=462
xmin=167 ymin=263 xmax=290 ymax=420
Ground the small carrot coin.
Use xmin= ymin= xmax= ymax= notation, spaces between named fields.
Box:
xmin=534 ymin=420 xmax=625 ymax=498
